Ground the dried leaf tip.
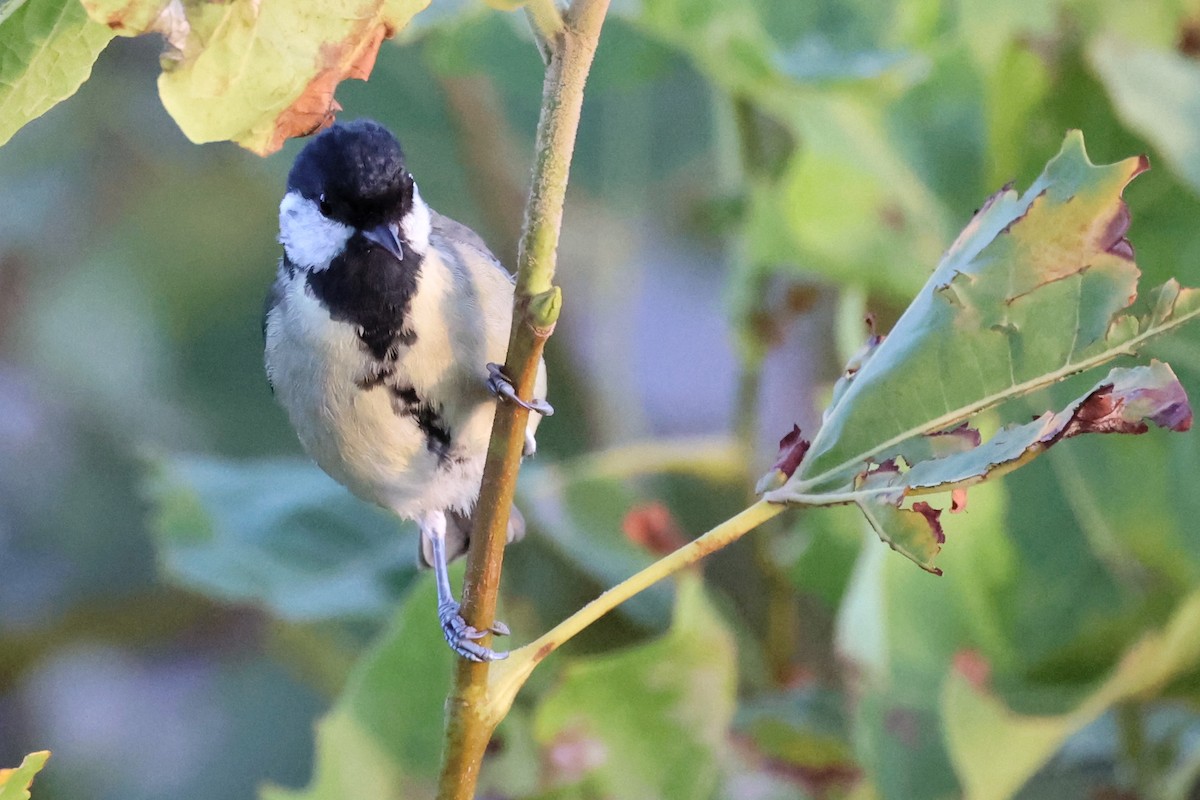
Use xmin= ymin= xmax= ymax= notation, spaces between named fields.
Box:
xmin=1060 ymin=361 xmax=1193 ymax=437
xmin=910 ymin=501 xmax=945 ymax=544
xmin=756 ymin=425 xmax=811 ymax=494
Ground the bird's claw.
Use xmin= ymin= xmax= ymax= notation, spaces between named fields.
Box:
xmin=438 ymin=600 xmax=510 ymax=662
xmin=487 ymin=363 xmax=554 ymax=416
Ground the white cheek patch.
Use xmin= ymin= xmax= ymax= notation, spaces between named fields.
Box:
xmin=278 ymin=191 xmax=353 ymax=270
xmin=402 ymin=183 xmax=432 ymax=256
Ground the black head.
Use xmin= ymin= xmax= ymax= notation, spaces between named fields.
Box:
xmin=287 ymin=119 xmax=414 ymax=230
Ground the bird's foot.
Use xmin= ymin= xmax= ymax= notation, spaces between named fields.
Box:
xmin=438 ymin=600 xmax=510 ymax=662
xmin=487 ymin=363 xmax=554 ymax=416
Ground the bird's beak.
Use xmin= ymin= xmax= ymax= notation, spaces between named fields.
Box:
xmin=362 ymin=224 xmax=404 ymax=261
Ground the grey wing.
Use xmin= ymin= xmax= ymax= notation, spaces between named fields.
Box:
xmin=262 ymin=272 xmax=287 ymax=393
xmin=429 ymin=211 xmax=547 ymax=454
xmin=429 ymin=211 xmax=515 ymax=282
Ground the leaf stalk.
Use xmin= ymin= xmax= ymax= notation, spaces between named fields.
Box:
xmin=484 ymin=499 xmax=786 ymax=718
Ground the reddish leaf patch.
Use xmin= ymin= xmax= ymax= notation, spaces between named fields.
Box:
xmin=622 ymin=502 xmax=688 ymax=557
xmin=910 ymin=501 xmax=945 ymax=544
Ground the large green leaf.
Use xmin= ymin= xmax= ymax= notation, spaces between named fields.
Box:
xmin=833 ymin=469 xmax=1163 ymax=798
xmin=259 ymin=711 xmax=405 ymax=800
xmin=532 ymin=574 xmax=738 ymax=800
xmin=943 ymin=589 xmax=1200 ymax=800
xmin=260 ymin=578 xmax=454 ymax=800
xmin=763 ymin=132 xmax=1200 ymax=571
xmin=145 ymin=456 xmax=418 ymax=622
xmin=796 ymin=131 xmax=1197 ymax=487
xmin=845 ymin=362 xmax=1189 ymax=571
xmin=0 ymin=0 xmax=113 ymax=146
xmin=0 ymin=753 xmax=50 ymax=800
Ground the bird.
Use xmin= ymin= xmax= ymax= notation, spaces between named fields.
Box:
xmin=263 ymin=119 xmax=550 ymax=662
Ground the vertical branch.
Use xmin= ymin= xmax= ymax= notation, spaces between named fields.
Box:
xmin=436 ymin=2 xmax=610 ymax=798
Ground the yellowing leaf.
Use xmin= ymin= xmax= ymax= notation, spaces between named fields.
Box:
xmin=79 ymin=0 xmax=172 ymax=38
xmin=159 ymin=0 xmax=430 ymax=155
xmin=0 ymin=752 xmax=50 ymax=800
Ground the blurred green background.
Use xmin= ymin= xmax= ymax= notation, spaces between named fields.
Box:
xmin=5 ymin=0 xmax=1200 ymax=798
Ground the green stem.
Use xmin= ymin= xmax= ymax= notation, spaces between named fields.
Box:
xmin=487 ymin=500 xmax=785 ymax=713
xmin=436 ymin=2 xmax=610 ymax=797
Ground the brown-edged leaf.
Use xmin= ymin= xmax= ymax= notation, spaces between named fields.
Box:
xmin=755 ymin=424 xmax=811 ymax=493
xmin=775 ymin=362 xmax=1191 ymax=574
xmin=81 ymin=0 xmax=431 ymax=155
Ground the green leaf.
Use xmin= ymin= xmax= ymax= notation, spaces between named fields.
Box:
xmin=794 ymin=131 xmax=1200 ymax=491
xmin=766 ymin=132 xmax=1200 ymax=572
xmin=900 ymin=362 xmax=1189 ymax=493
xmin=260 ymin=577 xmax=453 ymax=799
xmin=734 ymin=687 xmax=857 ymax=787
xmin=259 ymin=711 xmax=404 ymax=800
xmin=835 ymin=480 xmax=1019 ymax=799
xmin=514 ymin=461 xmax=674 ymax=632
xmin=0 ymin=0 xmax=114 ymax=147
xmin=533 ymin=575 xmax=737 ymax=799
xmin=942 ymin=589 xmax=1200 ymax=800
xmin=1089 ymin=36 xmax=1200 ymax=196
xmin=628 ymin=0 xmax=955 ymax=299
xmin=0 ymin=752 xmax=50 ymax=800
xmin=0 ymin=0 xmax=30 ymax=26
xmin=743 ymin=107 xmax=951 ymax=297
xmin=342 ymin=578 xmax=454 ymax=777
xmin=834 ymin=362 xmax=1190 ymax=572
xmin=144 ymin=455 xmax=418 ymax=623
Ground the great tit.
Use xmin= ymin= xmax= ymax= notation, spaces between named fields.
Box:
xmin=264 ymin=119 xmax=550 ymax=662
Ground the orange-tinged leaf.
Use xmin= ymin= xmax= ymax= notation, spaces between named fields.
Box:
xmin=154 ymin=0 xmax=430 ymax=155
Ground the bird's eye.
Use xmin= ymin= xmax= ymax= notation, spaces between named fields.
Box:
xmin=318 ymin=194 xmax=332 ymax=216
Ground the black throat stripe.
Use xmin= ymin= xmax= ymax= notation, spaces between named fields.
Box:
xmin=305 ymin=234 xmax=420 ymax=361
